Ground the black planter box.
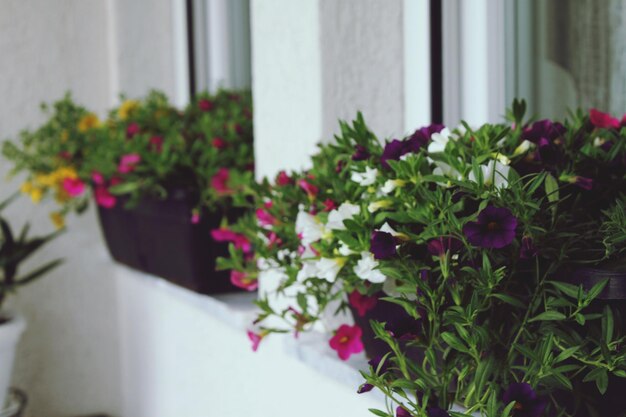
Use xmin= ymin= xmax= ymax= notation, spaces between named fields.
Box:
xmin=96 ymin=192 xmax=242 ymax=295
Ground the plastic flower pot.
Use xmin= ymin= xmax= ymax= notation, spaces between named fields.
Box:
xmin=96 ymin=190 xmax=244 ymax=295
xmin=0 ymin=312 xmax=26 ymax=408
xmin=348 ymin=294 xmax=421 ymax=360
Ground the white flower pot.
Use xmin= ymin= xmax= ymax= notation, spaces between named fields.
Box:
xmin=0 ymin=312 xmax=26 ymax=408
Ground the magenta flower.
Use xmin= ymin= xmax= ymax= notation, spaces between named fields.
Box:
xmin=149 ymin=136 xmax=163 ymax=152
xmin=396 ymin=407 xmax=411 ymax=417
xmin=463 ymin=206 xmax=518 ymax=249
xmin=502 ymin=382 xmax=547 ymax=417
xmin=190 ymin=211 xmax=200 ymax=224
xmin=92 ymin=171 xmax=105 ymax=185
xmin=298 ymin=178 xmax=319 ymax=198
xmin=256 ymin=208 xmax=276 ymax=226
xmin=211 ymin=137 xmax=226 ymax=149
xmin=230 ymin=270 xmax=258 ymax=291
xmin=211 ymin=228 xmax=251 ymax=253
xmin=348 ymin=290 xmax=378 ymax=317
xmin=276 ymin=170 xmax=292 ymax=186
xmin=198 ymin=99 xmax=214 ymax=112
xmin=126 ymin=122 xmax=140 ymax=138
xmin=247 ymin=330 xmax=264 ymax=352
xmin=322 ymin=198 xmax=337 ymax=212
xmin=267 ymin=232 xmax=282 ymax=248
xmin=211 ymin=168 xmax=231 ymax=194
xmin=329 ymin=324 xmax=364 ymax=360
xmin=62 ymin=177 xmax=85 ymax=197
xmin=118 ymin=153 xmax=141 ymax=174
xmin=94 ymin=186 xmax=116 ymax=208
xmin=352 ymin=144 xmax=370 ymax=161
xmin=590 ymin=108 xmax=620 ymax=129
xmin=370 ymin=231 xmax=397 ymax=259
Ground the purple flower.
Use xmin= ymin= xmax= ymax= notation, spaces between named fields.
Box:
xmin=368 ymin=355 xmax=391 ymax=375
xmin=352 ymin=145 xmax=370 ymax=161
xmin=522 ymin=120 xmax=565 ymax=143
xmin=502 ymin=382 xmax=547 ymax=417
xmin=463 ymin=206 xmax=518 ymax=249
xmin=396 ymin=406 xmax=411 ymax=417
xmin=380 ymin=125 xmax=445 ymax=169
xmin=519 ymin=236 xmax=537 ymax=259
xmin=381 ymin=139 xmax=407 ymax=169
xmin=357 ymin=383 xmax=374 ymax=394
xmin=427 ymin=236 xmax=462 ymax=258
xmin=427 ymin=408 xmax=450 ymax=417
xmin=370 ymin=231 xmax=397 ymax=259
xmin=572 ymin=176 xmax=593 ymax=190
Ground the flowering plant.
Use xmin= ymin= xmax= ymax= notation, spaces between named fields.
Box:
xmin=3 ymin=90 xmax=254 ymax=226
xmin=220 ymin=103 xmax=626 ymax=417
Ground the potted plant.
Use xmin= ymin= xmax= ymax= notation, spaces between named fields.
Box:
xmin=0 ymin=195 xmax=61 ymax=407
xmin=3 ymin=90 xmax=254 ymax=294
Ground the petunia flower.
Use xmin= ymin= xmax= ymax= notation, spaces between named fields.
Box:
xmin=352 ymin=144 xmax=370 ymax=161
xmin=276 ymin=170 xmax=292 ymax=186
xmin=367 ymin=199 xmax=393 ymax=213
xmin=370 ymin=231 xmax=397 ymax=259
xmin=427 ymin=127 xmax=454 ymax=154
xmin=256 ymin=208 xmax=276 ymax=227
xmin=590 ymin=108 xmax=620 ymax=129
xmin=396 ymin=406 xmax=411 ymax=417
xmin=198 ymin=99 xmax=214 ymax=112
xmin=149 ymin=136 xmax=163 ymax=152
xmin=62 ymin=177 xmax=85 ymax=197
xmin=118 ymin=153 xmax=141 ymax=174
xmin=431 ymin=160 xmax=462 ymax=182
xmin=326 ymin=202 xmax=360 ymax=230
xmin=502 ymin=382 xmax=547 ymax=417
xmin=322 ymin=199 xmax=337 ymax=212
xmin=562 ymin=174 xmax=593 ymax=190
xmin=463 ymin=205 xmax=518 ymax=249
xmin=295 ymin=210 xmax=326 ymax=245
xmin=211 ymin=168 xmax=231 ymax=194
xmin=407 ymin=123 xmax=445 ymax=151
xmin=247 ymin=330 xmax=265 ymax=352
xmin=357 ymin=383 xmax=374 ymax=394
xmin=94 ymin=186 xmax=116 ymax=208
xmin=354 ymin=251 xmax=386 ymax=283
xmin=348 ymin=290 xmax=378 ymax=317
xmin=211 ymin=137 xmax=226 ymax=149
xmin=427 ymin=408 xmax=451 ymax=417
xmin=298 ymin=179 xmax=319 ymax=198
xmin=230 ymin=270 xmax=258 ymax=291
xmin=522 ymin=119 xmax=566 ymax=143
xmin=190 ymin=211 xmax=201 ymax=224
xmin=92 ymin=171 xmax=105 ymax=185
xmin=329 ymin=324 xmax=364 ymax=360
xmin=351 ymin=166 xmax=379 ymax=186
xmin=211 ymin=228 xmax=251 ymax=253
xmin=126 ymin=122 xmax=140 ymax=138
xmin=427 ymin=236 xmax=462 ymax=258
xmin=468 ymin=160 xmax=510 ymax=189
xmin=313 ymin=258 xmax=345 ymax=282
xmin=381 ymin=179 xmax=406 ymax=194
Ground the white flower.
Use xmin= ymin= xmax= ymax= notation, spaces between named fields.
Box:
xmin=295 ymin=210 xmax=326 ymax=246
xmin=432 ymin=160 xmax=462 ymax=180
xmin=513 ymin=140 xmax=534 ymax=156
xmin=351 ymin=166 xmax=378 ymax=186
xmin=314 ymin=258 xmax=345 ymax=283
xmin=276 ymin=249 xmax=292 ymax=262
xmin=379 ymin=222 xmax=400 ymax=236
xmin=427 ymin=128 xmax=454 ymax=154
xmin=382 ymin=277 xmax=417 ymax=300
xmin=593 ymin=137 xmax=606 ymax=148
xmin=338 ymin=242 xmax=355 ymax=256
xmin=354 ymin=251 xmax=386 ymax=283
xmin=326 ymin=202 xmax=360 ymax=230
xmin=381 ymin=179 xmax=406 ymax=194
xmin=257 ymin=257 xmax=279 ymax=270
xmin=469 ymin=160 xmax=510 ymax=189
xmin=297 ymin=259 xmax=319 ymax=282
xmin=367 ymin=199 xmax=392 ymax=213
xmin=492 ymin=153 xmax=511 ymax=165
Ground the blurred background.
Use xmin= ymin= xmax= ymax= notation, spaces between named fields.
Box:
xmin=0 ymin=1 xmax=624 ymax=416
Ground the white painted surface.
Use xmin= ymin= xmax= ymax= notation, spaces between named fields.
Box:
xmin=0 ymin=313 xmax=26 ymax=408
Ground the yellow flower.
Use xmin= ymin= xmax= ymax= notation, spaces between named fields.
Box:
xmin=54 ymin=188 xmax=70 ymax=204
xmin=20 ymin=181 xmax=34 ymax=194
xmin=30 ymin=188 xmax=43 ymax=204
xmin=78 ymin=113 xmax=101 ymax=132
xmin=117 ymin=100 xmax=140 ymax=120
xmin=35 ymin=173 xmax=55 ymax=187
xmin=54 ymin=166 xmax=78 ymax=181
xmin=50 ymin=212 xmax=65 ymax=229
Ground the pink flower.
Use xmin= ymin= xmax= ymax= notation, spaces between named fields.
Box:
xmin=211 ymin=168 xmax=231 ymax=194
xmin=62 ymin=177 xmax=85 ymax=197
xmin=348 ymin=290 xmax=378 ymax=317
xmin=276 ymin=171 xmax=292 ymax=186
xmin=198 ymin=99 xmax=214 ymax=112
xmin=329 ymin=324 xmax=364 ymax=361
xmin=95 ymin=186 xmax=116 ymax=208
xmin=230 ymin=270 xmax=258 ymax=291
xmin=256 ymin=208 xmax=276 ymax=226
xmin=92 ymin=171 xmax=105 ymax=185
xmin=323 ymin=198 xmax=337 ymax=212
xmin=247 ymin=330 xmax=264 ymax=352
xmin=126 ymin=122 xmax=140 ymax=138
xmin=267 ymin=232 xmax=282 ymax=248
xmin=298 ymin=179 xmax=319 ymax=198
xmin=191 ymin=211 xmax=200 ymax=224
xmin=149 ymin=136 xmax=163 ymax=152
xmin=211 ymin=228 xmax=251 ymax=253
xmin=212 ymin=137 xmax=226 ymax=149
xmin=590 ymin=109 xmax=620 ymax=129
xmin=118 ymin=153 xmax=141 ymax=174
xmin=109 ymin=176 xmax=122 ymax=186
